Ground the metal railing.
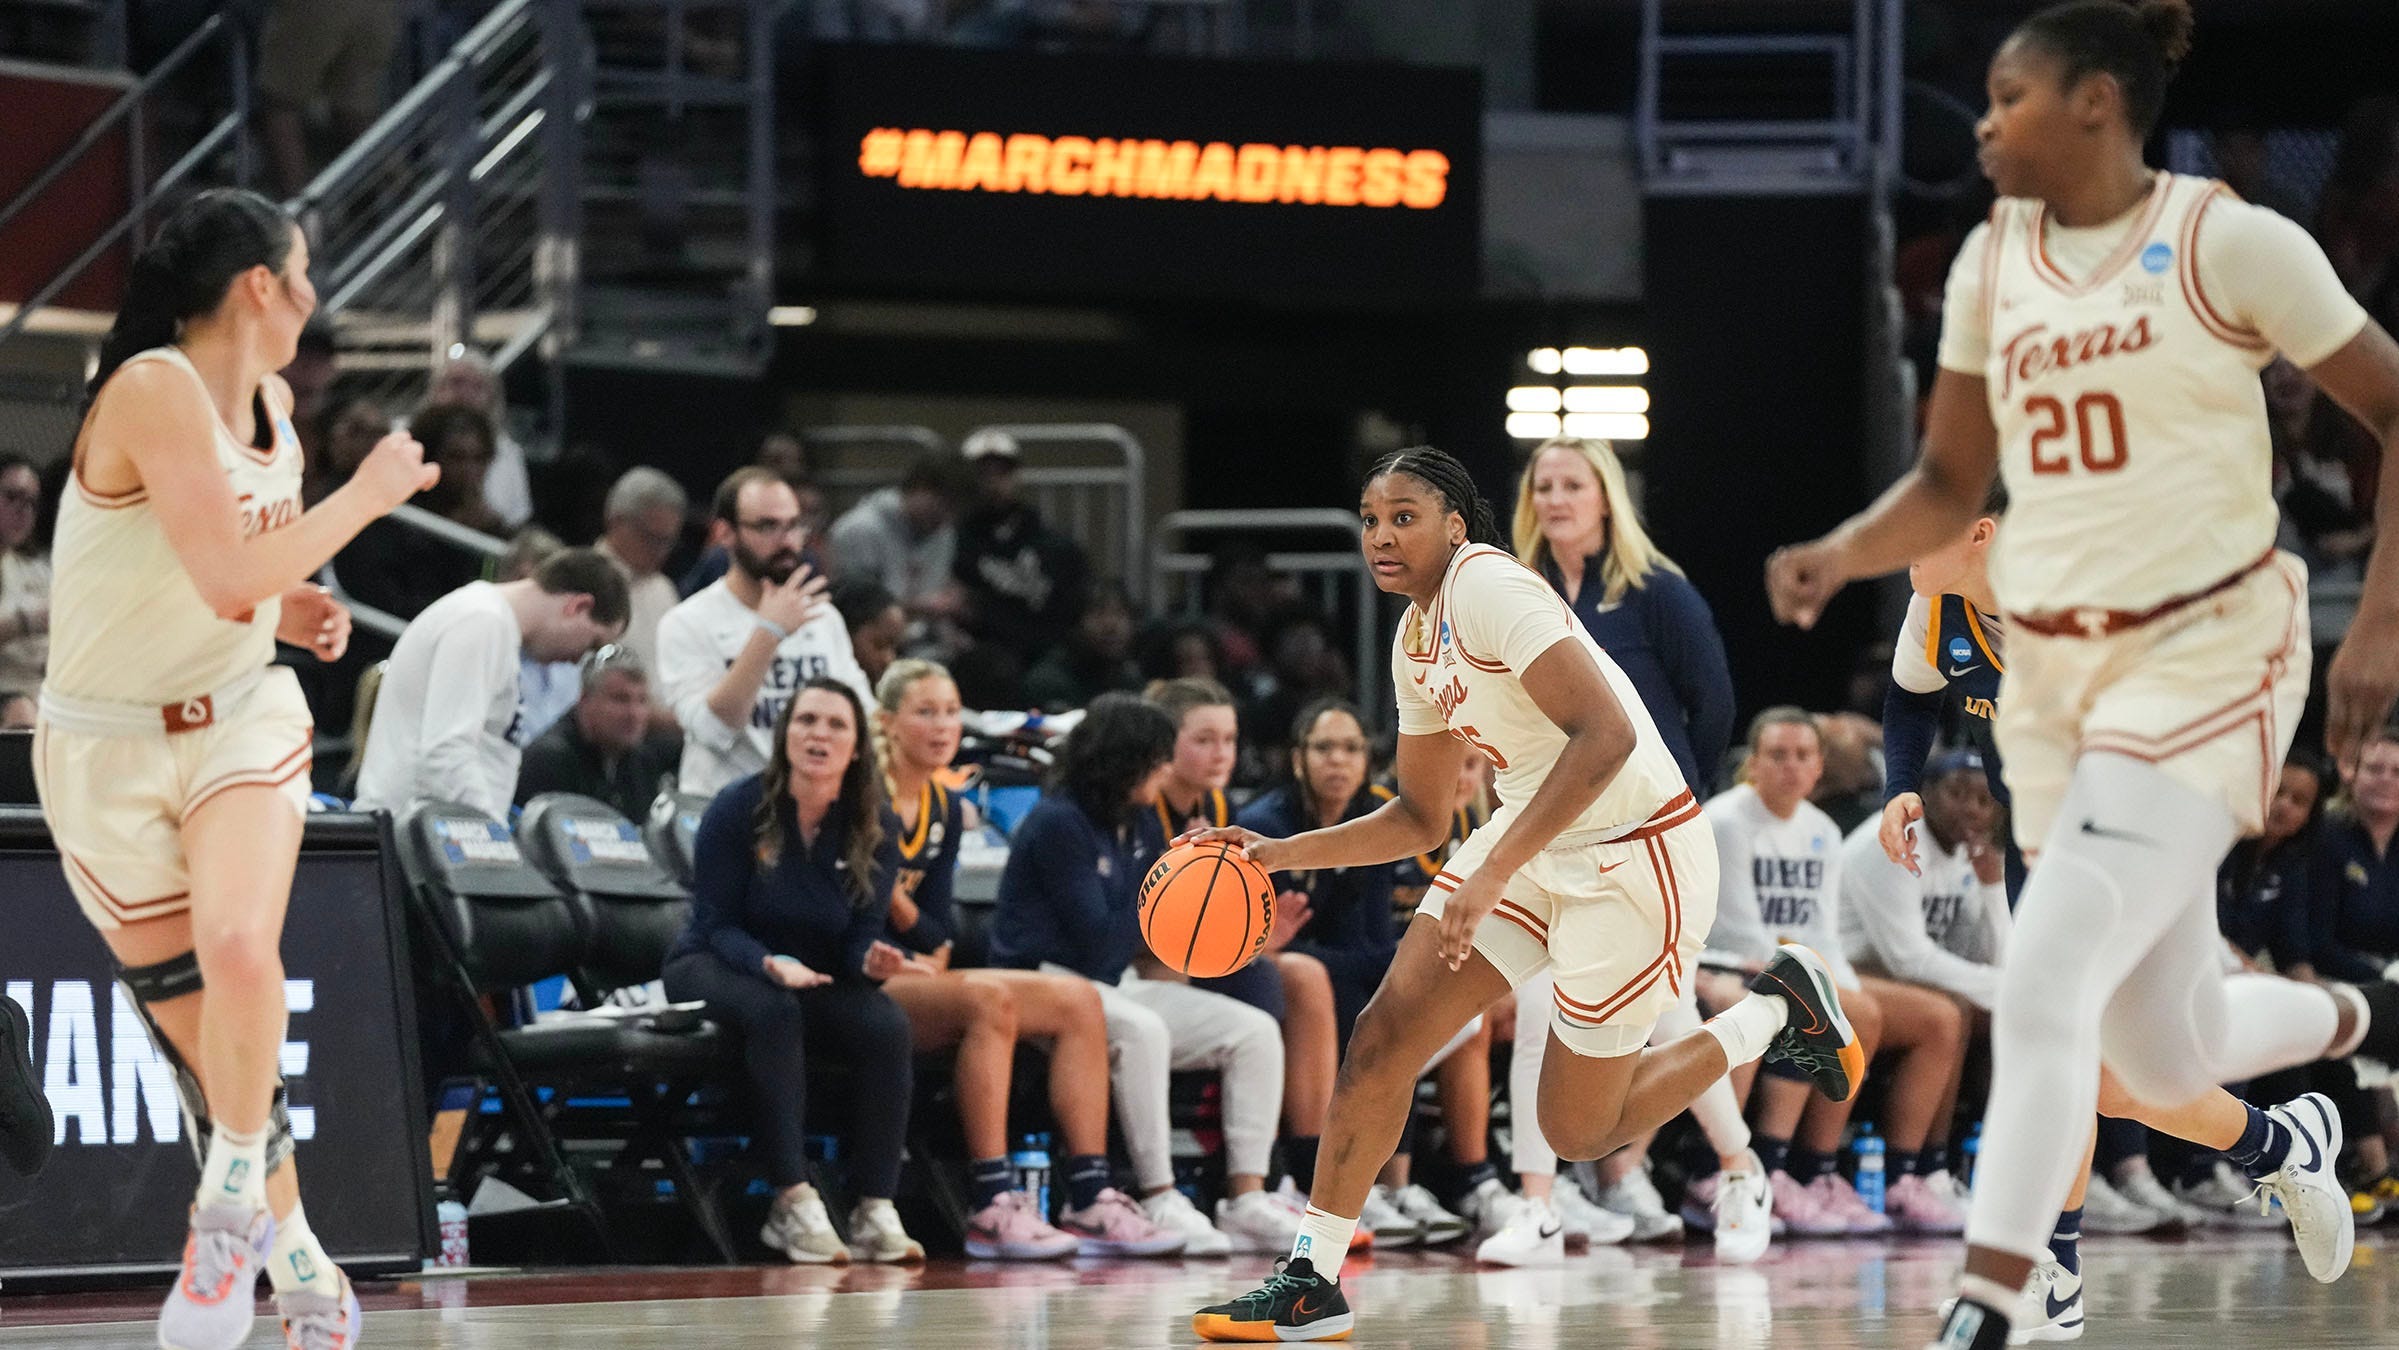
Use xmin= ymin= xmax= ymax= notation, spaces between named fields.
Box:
xmin=1150 ymin=508 xmax=1390 ymax=725
xmin=807 ymin=423 xmax=1149 ymax=602
xmin=0 ymin=13 xmax=251 ymax=349
xmin=291 ymin=0 xmax=583 ymax=427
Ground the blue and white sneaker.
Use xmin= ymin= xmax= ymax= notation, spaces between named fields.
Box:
xmin=2253 ymin=1092 xmax=2353 ymax=1283
xmin=1936 ymin=1260 xmax=2081 ymax=1345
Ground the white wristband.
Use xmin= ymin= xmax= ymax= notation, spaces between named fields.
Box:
xmin=755 ymin=616 xmax=790 ymax=642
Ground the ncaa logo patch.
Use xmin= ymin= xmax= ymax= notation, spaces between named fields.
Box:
xmin=2139 ymin=242 xmax=2173 ymax=274
xmin=1947 ymin=637 xmax=1973 ymax=664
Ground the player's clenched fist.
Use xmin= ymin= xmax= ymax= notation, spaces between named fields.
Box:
xmin=352 ymin=429 xmax=439 ymax=512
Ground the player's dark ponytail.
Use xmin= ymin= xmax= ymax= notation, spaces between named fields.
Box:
xmin=2014 ymin=0 xmax=2193 ymax=137
xmin=90 ymin=188 xmax=295 ymax=402
xmin=1366 ymin=446 xmax=1506 ymax=551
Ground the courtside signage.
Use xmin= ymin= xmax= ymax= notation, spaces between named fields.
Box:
xmin=816 ymin=47 xmax=1481 ymax=300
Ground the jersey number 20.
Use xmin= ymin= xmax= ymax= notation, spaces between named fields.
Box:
xmin=2025 ymin=391 xmax=2127 ymax=475
xmin=1452 ymin=725 xmax=1509 ymax=770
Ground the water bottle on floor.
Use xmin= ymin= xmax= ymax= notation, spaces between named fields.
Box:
xmin=1012 ymin=1132 xmax=1052 ymax=1219
xmin=1854 ymin=1126 xmax=1886 ymax=1213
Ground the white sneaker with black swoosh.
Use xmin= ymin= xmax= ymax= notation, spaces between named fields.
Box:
xmin=1474 ymin=1193 xmax=1565 ymax=1266
xmin=2254 ymin=1092 xmax=2354 ymax=1283
xmin=1936 ymin=1260 xmax=2082 ymax=1344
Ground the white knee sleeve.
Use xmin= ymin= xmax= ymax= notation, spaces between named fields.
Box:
xmin=1511 ymin=972 xmax=1558 ymax=1176
xmin=2213 ymin=972 xmax=2339 ymax=1083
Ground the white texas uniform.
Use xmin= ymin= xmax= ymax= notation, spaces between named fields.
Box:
xmin=1942 ymin=174 xmax=2368 ymax=848
xmin=36 ymin=347 xmax=314 ymax=930
xmin=1400 ymin=543 xmax=1716 ymax=1057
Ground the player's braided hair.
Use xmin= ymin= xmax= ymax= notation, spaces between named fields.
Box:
xmin=2015 ymin=0 xmax=2194 ymax=138
xmin=1366 ymin=446 xmax=1506 ymax=551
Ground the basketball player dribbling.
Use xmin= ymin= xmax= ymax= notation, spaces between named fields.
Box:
xmin=41 ymin=189 xmax=435 ymax=1350
xmin=1186 ymin=447 xmax=1864 ymax=1343
xmin=1765 ymin=4 xmax=2399 ymax=1346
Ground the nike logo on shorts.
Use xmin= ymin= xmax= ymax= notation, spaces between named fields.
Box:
xmin=2078 ymin=818 xmax=2154 ymax=845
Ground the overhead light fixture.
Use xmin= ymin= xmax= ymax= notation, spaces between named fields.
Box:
xmin=1505 ymin=412 xmax=1563 ymax=440
xmin=1506 ymin=386 xmax=1563 ymax=413
xmin=1563 ymin=412 xmax=1649 ymax=440
xmin=1526 ymin=347 xmax=1563 ymax=376
xmin=1561 ymin=386 xmax=1650 ymax=414
xmin=768 ymin=306 xmax=819 ymax=327
xmin=1561 ymin=346 xmax=1648 ymax=377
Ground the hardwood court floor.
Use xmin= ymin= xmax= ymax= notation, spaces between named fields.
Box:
xmin=4 ymin=1229 xmax=2392 ymax=1346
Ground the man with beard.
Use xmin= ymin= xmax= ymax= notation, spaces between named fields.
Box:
xmin=657 ymin=467 xmax=872 ymax=798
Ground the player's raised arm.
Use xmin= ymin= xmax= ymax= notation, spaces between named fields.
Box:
xmin=2306 ymin=322 xmax=2399 ymax=771
xmin=93 ymin=362 xmax=433 ymax=622
xmin=1766 ymin=366 xmax=2001 ymax=630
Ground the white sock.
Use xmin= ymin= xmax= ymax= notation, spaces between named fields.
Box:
xmin=197 ymin=1124 xmax=269 ymax=1213
xmin=267 ymin=1201 xmax=343 ymax=1297
xmin=1701 ymin=993 xmax=1788 ymax=1069
xmin=1290 ymin=1205 xmax=1357 ymax=1279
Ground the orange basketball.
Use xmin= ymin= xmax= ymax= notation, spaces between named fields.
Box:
xmin=1139 ymin=841 xmax=1277 ymax=979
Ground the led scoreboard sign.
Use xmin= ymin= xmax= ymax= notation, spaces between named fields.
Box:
xmin=816 ymin=46 xmax=1482 ymax=301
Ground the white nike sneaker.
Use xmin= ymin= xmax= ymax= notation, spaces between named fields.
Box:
xmin=1553 ymin=1179 xmax=1636 ymax=1247
xmin=1462 ymin=1177 xmax=1516 ymax=1240
xmin=1474 ymin=1193 xmax=1565 ymax=1266
xmin=1713 ymin=1164 xmax=1774 ymax=1265
xmin=1216 ymin=1188 xmax=1305 ymax=1254
xmin=1142 ymin=1187 xmax=1232 ymax=1257
xmin=1392 ymin=1183 xmax=1472 ymax=1246
xmin=2254 ymin=1092 xmax=2354 ymax=1283
xmin=2112 ymin=1167 xmax=2211 ymax=1233
xmin=1937 ymin=1259 xmax=2083 ymax=1345
xmin=1590 ymin=1165 xmax=1685 ymax=1243
xmin=2078 ymin=1174 xmax=2163 ymax=1235
xmin=1361 ymin=1184 xmax=1420 ymax=1249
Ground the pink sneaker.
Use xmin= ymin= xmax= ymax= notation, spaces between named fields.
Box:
xmin=160 ymin=1202 xmax=273 ymax=1350
xmin=1807 ymin=1172 xmax=1894 ymax=1235
xmin=965 ymin=1190 xmax=1080 ymax=1261
xmin=1884 ymin=1171 xmax=1968 ymax=1234
xmin=1057 ymin=1187 xmax=1187 ymax=1257
xmin=1770 ymin=1170 xmax=1849 ymax=1237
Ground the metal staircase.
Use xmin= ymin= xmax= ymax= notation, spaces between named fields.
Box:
xmin=1636 ymin=0 xmax=1902 ymax=197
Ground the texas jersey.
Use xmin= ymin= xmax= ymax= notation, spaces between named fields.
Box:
xmin=48 ymin=346 xmax=303 ymax=705
xmin=1392 ymin=544 xmax=1688 ymax=841
xmin=1950 ymin=174 xmax=2367 ymax=614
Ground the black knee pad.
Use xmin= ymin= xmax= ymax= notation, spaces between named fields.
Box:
xmin=117 ymin=955 xmax=297 ymax=1174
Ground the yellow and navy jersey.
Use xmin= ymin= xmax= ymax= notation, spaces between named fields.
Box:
xmin=884 ymin=777 xmax=963 ymax=955
xmin=1133 ymin=787 xmax=1230 ymax=870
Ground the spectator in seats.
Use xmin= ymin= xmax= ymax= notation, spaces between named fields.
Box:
xmin=257 ymin=0 xmax=400 ymax=196
xmin=827 ymin=450 xmax=968 ymax=633
xmin=0 ymin=454 xmax=51 ymax=700
xmin=332 ymin=402 xmax=502 ymax=622
xmin=953 ymin=430 xmax=1089 ymax=662
xmin=2211 ymin=116 xmax=2306 ymax=223
xmin=2267 ymin=359 xmax=2377 ymax=575
xmin=874 ymin=658 xmax=1182 ymax=1258
xmin=680 ymin=436 xmax=827 ymax=597
xmin=1812 ymin=711 xmax=1887 ymax=834
xmin=1138 ymin=617 xmax=1225 ymax=685
xmin=1203 ymin=542 xmax=1290 ymax=679
xmin=594 ymin=466 xmax=689 ymax=676
xmin=1023 ymin=578 xmax=1144 ymax=713
xmin=1512 ymin=436 xmax=1735 ymax=793
xmin=282 ymin=324 xmax=337 ymax=486
xmin=0 ymin=691 xmax=35 ymax=730
xmin=512 ymin=646 xmax=680 ymax=820
xmin=2316 ymin=95 xmax=2399 ymax=334
xmin=2221 ymin=752 xmax=2330 ymax=975
xmin=1698 ymin=708 xmax=1968 ymax=1238
xmin=755 ymin=430 xmax=812 ymax=482
xmin=353 ymin=550 xmax=628 ymax=819
xmin=2305 ymin=731 xmax=2399 ymax=1202
xmin=989 ymin=693 xmax=1292 ymax=1255
xmin=657 ymin=468 xmax=869 ymax=799
xmin=309 ymin=395 xmax=389 ymax=506
xmin=833 ymin=578 xmax=906 ymax=689
xmin=1241 ymin=611 xmax=1352 ymax=769
xmin=423 ymin=350 xmax=533 ymax=528
xmin=497 ymin=528 xmax=583 ymax=747
xmin=660 ymin=678 xmax=925 ymax=1264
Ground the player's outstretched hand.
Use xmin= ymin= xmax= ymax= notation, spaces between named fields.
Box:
xmin=1436 ymin=869 xmax=1504 ymax=972
xmin=352 ymin=429 xmax=438 ymax=512
xmin=1171 ymin=824 xmax=1288 ymax=871
xmin=277 ymin=583 xmax=352 ymax=663
xmin=1878 ymin=792 xmax=1924 ymax=873
xmin=2325 ymin=614 xmax=2399 ymax=778
xmin=1765 ymin=536 xmax=1851 ymax=630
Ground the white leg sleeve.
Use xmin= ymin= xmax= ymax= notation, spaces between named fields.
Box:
xmin=1087 ymin=977 xmax=1177 ymax=1191
xmin=1119 ymin=978 xmax=1287 ymax=1181
xmin=1654 ymin=979 xmax=1751 ymax=1156
xmin=1965 ymin=752 xmax=2234 ymax=1265
xmin=2211 ymin=972 xmax=2339 ymax=1084
xmin=1512 ymin=971 xmax=1558 ymax=1176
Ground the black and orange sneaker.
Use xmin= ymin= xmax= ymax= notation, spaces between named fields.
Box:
xmin=1752 ymin=943 xmax=1865 ymax=1101
xmin=1192 ymin=1256 xmax=1354 ymax=1342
